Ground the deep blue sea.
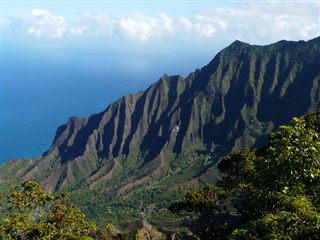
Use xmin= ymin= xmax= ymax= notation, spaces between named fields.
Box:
xmin=1 ymin=44 xmax=212 ymax=163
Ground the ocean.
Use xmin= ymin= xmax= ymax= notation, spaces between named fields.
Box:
xmin=1 ymin=72 xmax=148 ymax=163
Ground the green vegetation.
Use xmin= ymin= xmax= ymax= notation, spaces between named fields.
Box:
xmin=169 ymin=110 xmax=320 ymax=239
xmin=0 ymin=180 xmax=95 ymax=240
xmin=2 ymin=110 xmax=320 ymax=239
xmin=61 ymin=138 xmax=216 ymax=227
xmin=169 ymin=184 xmax=227 ymax=218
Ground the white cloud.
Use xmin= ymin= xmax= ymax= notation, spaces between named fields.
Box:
xmin=6 ymin=2 xmax=319 ymax=43
xmin=27 ymin=9 xmax=67 ymax=38
xmin=84 ymin=13 xmax=118 ymax=37
xmin=70 ymin=26 xmax=87 ymax=35
xmin=195 ymin=23 xmax=216 ymax=37
xmin=120 ymin=13 xmax=154 ymax=42
xmin=11 ymin=9 xmax=86 ymax=39
xmin=178 ymin=17 xmax=193 ymax=31
xmin=119 ymin=12 xmax=173 ymax=42
xmin=31 ymin=9 xmax=50 ymax=17
xmin=205 ymin=2 xmax=319 ymax=44
xmin=159 ymin=13 xmax=173 ymax=33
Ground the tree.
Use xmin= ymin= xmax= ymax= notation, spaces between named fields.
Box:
xmin=169 ymin=184 xmax=227 ymax=218
xmin=170 ymin=110 xmax=320 ymax=239
xmin=219 ymin=114 xmax=320 ymax=239
xmin=0 ymin=180 xmax=95 ymax=240
xmin=229 ymin=195 xmax=320 ymax=240
xmin=169 ymin=184 xmax=228 ymax=239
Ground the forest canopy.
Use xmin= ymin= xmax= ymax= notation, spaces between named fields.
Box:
xmin=170 ymin=110 xmax=320 ymax=239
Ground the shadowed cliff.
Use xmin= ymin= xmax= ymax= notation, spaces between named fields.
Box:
xmin=1 ymin=37 xmax=319 ymax=196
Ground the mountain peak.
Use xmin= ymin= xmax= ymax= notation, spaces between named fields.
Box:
xmin=231 ymin=39 xmax=245 ymax=45
xmin=229 ymin=39 xmax=251 ymax=48
xmin=220 ymin=39 xmax=256 ymax=56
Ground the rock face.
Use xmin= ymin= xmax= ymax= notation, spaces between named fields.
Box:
xmin=1 ymin=37 xmax=320 ymax=194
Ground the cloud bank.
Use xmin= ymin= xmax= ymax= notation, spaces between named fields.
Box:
xmin=5 ymin=2 xmax=319 ymax=43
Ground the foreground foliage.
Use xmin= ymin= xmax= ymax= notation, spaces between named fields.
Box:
xmin=170 ymin=110 xmax=320 ymax=239
xmin=0 ymin=180 xmax=95 ymax=240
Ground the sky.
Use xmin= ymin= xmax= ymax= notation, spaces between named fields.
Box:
xmin=1 ymin=1 xmax=319 ymax=76
xmin=2 ymin=1 xmax=320 ymax=51
xmin=0 ymin=0 xmax=320 ymax=162
xmin=1 ymin=0 xmax=320 ymax=95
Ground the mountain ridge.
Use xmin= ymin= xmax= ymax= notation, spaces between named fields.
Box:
xmin=1 ymin=37 xmax=320 ymax=199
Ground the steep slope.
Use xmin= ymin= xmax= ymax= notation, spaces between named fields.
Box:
xmin=1 ymin=37 xmax=320 ymax=199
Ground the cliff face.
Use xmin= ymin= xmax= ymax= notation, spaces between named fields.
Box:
xmin=1 ymin=37 xmax=320 ymax=194
xmin=47 ymin=75 xmax=187 ymax=163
